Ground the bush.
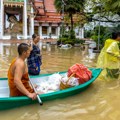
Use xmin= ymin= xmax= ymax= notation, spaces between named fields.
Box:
xmin=69 ymin=30 xmax=76 ymax=39
xmin=84 ymin=30 xmax=92 ymax=38
xmin=57 ymin=38 xmax=75 ymax=45
xmin=58 ymin=29 xmax=86 ymax=46
xmin=64 ymin=39 xmax=75 ymax=45
xmin=75 ymin=38 xmax=85 ymax=44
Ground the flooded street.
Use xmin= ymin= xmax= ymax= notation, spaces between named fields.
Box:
xmin=0 ymin=41 xmax=120 ymax=120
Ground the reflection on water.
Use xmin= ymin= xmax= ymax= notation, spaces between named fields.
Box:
xmin=0 ymin=43 xmax=18 ymax=77
xmin=0 ymin=42 xmax=98 ymax=77
xmin=0 ymin=42 xmax=120 ymax=120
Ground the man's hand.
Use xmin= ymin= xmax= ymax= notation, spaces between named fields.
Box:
xmin=27 ymin=92 xmax=37 ymax=100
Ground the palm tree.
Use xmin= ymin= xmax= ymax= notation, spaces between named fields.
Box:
xmin=85 ymin=0 xmax=120 ymax=23
xmin=54 ymin=0 xmax=85 ymax=37
xmin=104 ymin=0 xmax=120 ymax=17
xmin=91 ymin=0 xmax=120 ymax=16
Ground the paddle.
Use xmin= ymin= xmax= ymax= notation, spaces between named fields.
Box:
xmin=28 ymin=75 xmax=43 ymax=105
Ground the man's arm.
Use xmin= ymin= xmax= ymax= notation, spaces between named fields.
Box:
xmin=107 ymin=52 xmax=120 ymax=59
xmin=14 ymin=62 xmax=37 ymax=100
xmin=106 ymin=42 xmax=120 ymax=59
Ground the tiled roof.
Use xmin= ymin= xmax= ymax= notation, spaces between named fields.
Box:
xmin=34 ymin=1 xmax=44 ymax=8
xmin=46 ymin=12 xmax=61 ymax=16
xmin=44 ymin=0 xmax=56 ymax=12
xmin=38 ymin=9 xmax=45 ymax=16
xmin=34 ymin=0 xmax=61 ymax=23
xmin=35 ymin=16 xmax=61 ymax=23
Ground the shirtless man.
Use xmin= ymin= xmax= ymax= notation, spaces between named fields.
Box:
xmin=8 ymin=43 xmax=37 ymax=100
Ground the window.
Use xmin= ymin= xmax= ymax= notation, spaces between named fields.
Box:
xmin=42 ymin=26 xmax=48 ymax=35
xmin=34 ymin=26 xmax=39 ymax=35
xmin=51 ymin=27 xmax=56 ymax=35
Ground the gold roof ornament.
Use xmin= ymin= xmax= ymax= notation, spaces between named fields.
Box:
xmin=4 ymin=3 xmax=24 ymax=7
xmin=4 ymin=0 xmax=24 ymax=2
xmin=3 ymin=0 xmax=24 ymax=7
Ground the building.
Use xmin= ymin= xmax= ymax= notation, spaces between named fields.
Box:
xmin=0 ymin=0 xmax=84 ymax=40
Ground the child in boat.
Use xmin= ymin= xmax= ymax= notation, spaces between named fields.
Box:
xmin=27 ymin=34 xmax=42 ymax=75
xmin=97 ymin=32 xmax=120 ymax=80
xmin=8 ymin=43 xmax=37 ymax=100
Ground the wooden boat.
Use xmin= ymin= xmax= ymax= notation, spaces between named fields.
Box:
xmin=0 ymin=68 xmax=102 ymax=110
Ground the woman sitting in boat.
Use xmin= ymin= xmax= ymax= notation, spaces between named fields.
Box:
xmin=27 ymin=34 xmax=42 ymax=75
xmin=8 ymin=43 xmax=37 ymax=100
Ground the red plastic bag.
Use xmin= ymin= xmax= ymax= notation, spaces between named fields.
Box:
xmin=67 ymin=63 xmax=92 ymax=84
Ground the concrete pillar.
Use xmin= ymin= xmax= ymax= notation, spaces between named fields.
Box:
xmin=48 ymin=24 xmax=52 ymax=37
xmin=38 ymin=25 xmax=42 ymax=37
xmin=80 ymin=28 xmax=84 ymax=38
xmin=57 ymin=25 xmax=60 ymax=38
xmin=0 ymin=0 xmax=3 ymax=39
xmin=0 ymin=43 xmax=3 ymax=55
xmin=23 ymin=0 xmax=27 ymax=39
xmin=30 ymin=6 xmax=34 ymax=37
xmin=79 ymin=28 xmax=84 ymax=38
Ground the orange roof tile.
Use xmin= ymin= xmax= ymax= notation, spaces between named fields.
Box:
xmin=44 ymin=0 xmax=56 ymax=12
xmin=34 ymin=0 xmax=61 ymax=23
xmin=46 ymin=12 xmax=61 ymax=16
xmin=34 ymin=2 xmax=44 ymax=7
xmin=35 ymin=17 xmax=61 ymax=23
xmin=38 ymin=9 xmax=45 ymax=15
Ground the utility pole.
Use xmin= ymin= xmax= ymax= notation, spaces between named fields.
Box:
xmin=60 ymin=0 xmax=65 ymax=44
xmin=93 ymin=3 xmax=102 ymax=53
xmin=97 ymin=3 xmax=102 ymax=51
xmin=98 ymin=17 xmax=100 ymax=50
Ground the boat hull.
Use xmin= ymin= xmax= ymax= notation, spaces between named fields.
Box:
xmin=0 ymin=68 xmax=102 ymax=110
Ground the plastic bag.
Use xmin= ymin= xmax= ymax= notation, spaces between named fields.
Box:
xmin=36 ymin=73 xmax=62 ymax=93
xmin=67 ymin=63 xmax=92 ymax=84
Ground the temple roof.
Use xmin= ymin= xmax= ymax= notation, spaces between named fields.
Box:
xmin=44 ymin=0 xmax=56 ymax=12
xmin=3 ymin=0 xmax=62 ymax=23
xmin=34 ymin=0 xmax=61 ymax=23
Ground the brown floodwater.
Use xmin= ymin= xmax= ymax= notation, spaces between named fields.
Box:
xmin=0 ymin=41 xmax=120 ymax=120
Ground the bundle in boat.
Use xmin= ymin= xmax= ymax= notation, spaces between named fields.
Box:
xmin=60 ymin=64 xmax=92 ymax=90
xmin=60 ymin=73 xmax=75 ymax=90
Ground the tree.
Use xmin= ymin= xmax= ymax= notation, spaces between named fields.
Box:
xmin=101 ymin=0 xmax=120 ymax=16
xmin=86 ymin=0 xmax=120 ymax=23
xmin=54 ymin=0 xmax=85 ymax=37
